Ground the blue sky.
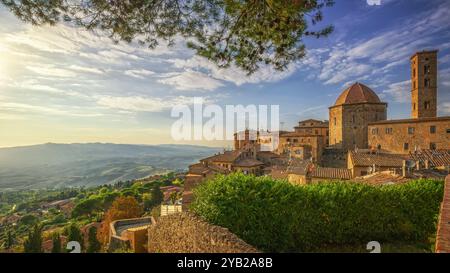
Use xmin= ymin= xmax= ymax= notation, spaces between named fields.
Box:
xmin=0 ymin=0 xmax=449 ymax=148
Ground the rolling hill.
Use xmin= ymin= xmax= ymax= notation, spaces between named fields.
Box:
xmin=0 ymin=143 xmax=222 ymax=190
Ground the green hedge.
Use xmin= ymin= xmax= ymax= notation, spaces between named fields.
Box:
xmin=190 ymin=173 xmax=444 ymax=252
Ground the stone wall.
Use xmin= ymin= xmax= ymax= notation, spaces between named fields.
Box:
xmin=330 ymin=103 xmax=387 ymax=150
xmin=368 ymin=117 xmax=450 ymax=154
xmin=147 ymin=213 xmax=258 ymax=253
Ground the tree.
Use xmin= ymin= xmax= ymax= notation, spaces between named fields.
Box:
xmin=66 ymin=223 xmax=84 ymax=252
xmin=0 ymin=0 xmax=334 ymax=74
xmin=87 ymin=227 xmax=101 ymax=253
xmin=143 ymin=187 xmax=164 ymax=211
xmin=4 ymin=229 xmax=14 ymax=249
xmin=51 ymin=233 xmax=61 ymax=253
xmin=98 ymin=196 xmax=143 ymax=244
xmin=23 ymin=224 xmax=42 ymax=253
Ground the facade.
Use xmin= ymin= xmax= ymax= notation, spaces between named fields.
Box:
xmin=329 ymin=82 xmax=387 ymax=151
xmin=368 ymin=117 xmax=450 ymax=153
xmin=277 ymin=132 xmax=323 ymax=162
xmin=294 ymin=119 xmax=329 ymax=146
xmin=368 ymin=50 xmax=450 ymax=154
xmin=411 ymin=50 xmax=438 ymax=118
xmin=347 ymin=150 xmax=410 ymax=178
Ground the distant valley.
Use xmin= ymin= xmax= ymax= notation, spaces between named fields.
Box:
xmin=0 ymin=143 xmax=221 ymax=190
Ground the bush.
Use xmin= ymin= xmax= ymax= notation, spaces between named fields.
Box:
xmin=191 ymin=173 xmax=444 ymax=252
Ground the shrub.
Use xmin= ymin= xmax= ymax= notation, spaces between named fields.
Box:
xmin=191 ymin=173 xmax=444 ymax=252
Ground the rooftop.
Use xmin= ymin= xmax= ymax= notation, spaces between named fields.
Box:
xmin=369 ymin=116 xmax=450 ymax=125
xmin=333 ymin=82 xmax=384 ymax=107
xmin=310 ymin=167 xmax=352 ymax=180
xmin=349 ymin=151 xmax=410 ymax=168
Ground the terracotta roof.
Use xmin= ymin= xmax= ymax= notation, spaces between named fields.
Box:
xmin=188 ymin=163 xmax=212 ymax=175
xmin=349 ymin=151 xmax=410 ymax=168
xmin=369 ymin=116 xmax=450 ymax=125
xmin=280 ymin=132 xmax=323 ymax=138
xmin=257 ymin=151 xmax=281 ymax=159
xmin=296 ymin=119 xmax=329 ymax=128
xmin=234 ymin=158 xmax=264 ymax=167
xmin=310 ymin=167 xmax=352 ymax=180
xmin=286 ymin=159 xmax=311 ymax=175
xmin=409 ymin=149 xmax=450 ymax=167
xmin=201 ymin=150 xmax=241 ymax=163
xmin=333 ymin=82 xmax=384 ymax=106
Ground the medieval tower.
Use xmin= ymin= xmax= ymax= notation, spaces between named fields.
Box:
xmin=411 ymin=50 xmax=438 ymax=119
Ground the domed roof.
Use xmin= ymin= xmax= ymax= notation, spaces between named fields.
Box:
xmin=334 ymin=82 xmax=382 ymax=106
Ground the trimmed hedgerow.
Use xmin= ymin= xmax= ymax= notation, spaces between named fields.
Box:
xmin=190 ymin=173 xmax=444 ymax=252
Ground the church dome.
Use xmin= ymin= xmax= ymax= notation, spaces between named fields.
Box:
xmin=334 ymin=82 xmax=382 ymax=106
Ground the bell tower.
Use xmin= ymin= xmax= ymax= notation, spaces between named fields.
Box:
xmin=411 ymin=50 xmax=438 ymax=119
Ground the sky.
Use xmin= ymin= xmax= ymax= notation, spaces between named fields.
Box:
xmin=0 ymin=0 xmax=449 ymax=148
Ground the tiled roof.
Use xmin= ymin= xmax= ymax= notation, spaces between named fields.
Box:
xmin=286 ymin=159 xmax=311 ymax=175
xmin=280 ymin=132 xmax=323 ymax=138
xmin=201 ymin=150 xmax=241 ymax=163
xmin=409 ymin=149 xmax=450 ymax=167
xmin=257 ymin=151 xmax=281 ymax=159
xmin=349 ymin=151 xmax=409 ymax=167
xmin=334 ymin=82 xmax=384 ymax=106
xmin=310 ymin=167 xmax=352 ymax=180
xmin=234 ymin=158 xmax=264 ymax=167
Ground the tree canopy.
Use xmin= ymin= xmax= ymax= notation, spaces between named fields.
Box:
xmin=1 ymin=0 xmax=335 ymax=74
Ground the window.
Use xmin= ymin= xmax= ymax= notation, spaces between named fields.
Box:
xmin=315 ymin=129 xmax=319 ymax=135
xmin=404 ymin=143 xmax=409 ymax=150
xmin=430 ymin=143 xmax=437 ymax=150
xmin=424 ymin=65 xmax=431 ymax=74
xmin=334 ymin=117 xmax=337 ymax=126
xmin=424 ymin=101 xmax=431 ymax=110
xmin=377 ymin=144 xmax=382 ymax=150
xmin=424 ymin=78 xmax=431 ymax=87
xmin=371 ymin=128 xmax=379 ymax=135
xmin=385 ymin=128 xmax=393 ymax=134
xmin=293 ymin=139 xmax=298 ymax=143
xmin=430 ymin=126 xmax=436 ymax=134
xmin=408 ymin=127 xmax=415 ymax=134
xmin=447 ymin=129 xmax=450 ymax=134
xmin=413 ymin=68 xmax=416 ymax=77
xmin=352 ymin=115 xmax=355 ymax=123
xmin=413 ymin=103 xmax=416 ymax=110
xmin=413 ymin=81 xmax=416 ymax=89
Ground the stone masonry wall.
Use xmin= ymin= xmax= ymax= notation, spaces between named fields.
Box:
xmin=147 ymin=212 xmax=258 ymax=253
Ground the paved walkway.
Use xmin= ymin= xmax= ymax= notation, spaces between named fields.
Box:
xmin=435 ymin=175 xmax=450 ymax=253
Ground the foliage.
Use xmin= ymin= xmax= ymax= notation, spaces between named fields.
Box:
xmin=143 ymin=187 xmax=164 ymax=211
xmin=0 ymin=0 xmax=334 ymax=74
xmin=191 ymin=173 xmax=445 ymax=252
xmin=23 ymin=224 xmax=43 ymax=253
xmin=98 ymin=196 xmax=143 ymax=245
xmin=65 ymin=223 xmax=84 ymax=252
xmin=51 ymin=233 xmax=62 ymax=253
xmin=87 ymin=226 xmax=101 ymax=253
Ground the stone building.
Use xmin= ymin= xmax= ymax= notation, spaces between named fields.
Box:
xmin=411 ymin=50 xmax=438 ymax=118
xmin=368 ymin=50 xmax=450 ymax=154
xmin=294 ymin=119 xmax=329 ymax=146
xmin=277 ymin=132 xmax=324 ymax=163
xmin=368 ymin=117 xmax=450 ymax=153
xmin=329 ymin=82 xmax=388 ymax=151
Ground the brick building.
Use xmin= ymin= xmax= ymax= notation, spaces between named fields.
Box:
xmin=329 ymin=82 xmax=388 ymax=150
xmin=368 ymin=50 xmax=450 ymax=154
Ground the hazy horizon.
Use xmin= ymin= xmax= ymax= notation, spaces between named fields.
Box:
xmin=1 ymin=0 xmax=449 ymax=147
